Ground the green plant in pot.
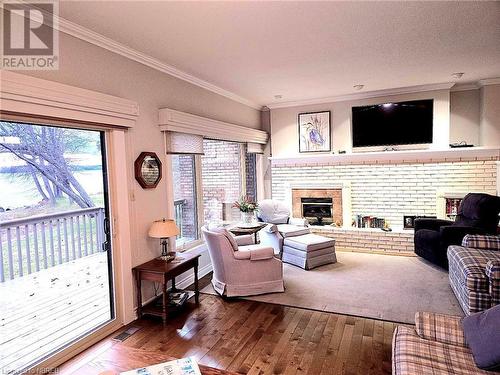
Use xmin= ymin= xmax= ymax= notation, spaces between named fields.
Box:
xmin=233 ymin=196 xmax=259 ymax=225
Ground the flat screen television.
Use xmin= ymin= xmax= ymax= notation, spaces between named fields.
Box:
xmin=351 ymin=99 xmax=433 ymax=148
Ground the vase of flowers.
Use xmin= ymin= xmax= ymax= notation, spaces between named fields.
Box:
xmin=233 ymin=196 xmax=259 ymax=225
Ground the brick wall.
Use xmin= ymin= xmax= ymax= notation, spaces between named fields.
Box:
xmin=272 ymin=158 xmax=498 ymax=228
xmin=245 ymin=153 xmax=257 ymax=201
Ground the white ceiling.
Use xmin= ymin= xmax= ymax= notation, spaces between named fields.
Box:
xmin=59 ymin=1 xmax=500 ymax=108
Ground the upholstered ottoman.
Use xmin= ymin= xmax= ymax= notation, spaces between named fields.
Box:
xmin=282 ymin=233 xmax=336 ymax=270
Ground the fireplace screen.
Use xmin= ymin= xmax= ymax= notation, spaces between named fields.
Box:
xmin=301 ymin=197 xmax=333 ymax=225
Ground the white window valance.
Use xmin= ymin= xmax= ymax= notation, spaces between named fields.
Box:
xmin=158 ymin=108 xmax=268 ymax=146
xmin=0 ymin=71 xmax=138 ymax=128
xmin=165 ymin=131 xmax=204 ymax=155
xmin=247 ymin=142 xmax=265 ymax=154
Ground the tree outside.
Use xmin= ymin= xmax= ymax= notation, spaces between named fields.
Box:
xmin=0 ymin=121 xmax=104 ymax=220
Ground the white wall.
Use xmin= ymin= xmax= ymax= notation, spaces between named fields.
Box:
xmin=450 ymin=89 xmax=480 ymax=145
xmin=480 ymin=84 xmax=500 ymax=146
xmin=270 ymin=89 xmax=451 ymax=157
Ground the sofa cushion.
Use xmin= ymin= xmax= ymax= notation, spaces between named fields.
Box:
xmin=283 ymin=233 xmax=335 ymax=252
xmin=276 ymin=224 xmax=310 ymax=238
xmin=462 ymin=304 xmax=500 ymax=371
xmin=392 ymin=325 xmax=488 ymax=375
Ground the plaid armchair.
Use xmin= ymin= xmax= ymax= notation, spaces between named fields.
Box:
xmin=393 ymin=312 xmax=492 ymax=374
xmin=448 ymin=234 xmax=500 ymax=315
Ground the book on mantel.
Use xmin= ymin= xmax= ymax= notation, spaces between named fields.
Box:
xmin=120 ymin=357 xmax=202 ymax=375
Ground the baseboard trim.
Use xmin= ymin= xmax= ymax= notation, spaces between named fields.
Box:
xmin=176 ymin=262 xmax=213 ymax=290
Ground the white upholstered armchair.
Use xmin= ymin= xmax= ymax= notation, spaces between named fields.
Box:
xmin=202 ymin=226 xmax=285 ymax=297
xmin=257 ymin=199 xmax=310 ymax=255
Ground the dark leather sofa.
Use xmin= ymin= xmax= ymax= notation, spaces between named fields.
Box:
xmin=414 ymin=193 xmax=500 ymax=269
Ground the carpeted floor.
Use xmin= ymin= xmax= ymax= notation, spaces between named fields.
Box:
xmin=201 ymin=251 xmax=463 ymax=324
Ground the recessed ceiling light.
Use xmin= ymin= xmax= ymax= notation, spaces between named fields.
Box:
xmin=451 ymin=72 xmax=465 ymax=79
xmin=353 ymin=85 xmax=364 ymax=90
xmin=274 ymin=95 xmax=283 ymax=99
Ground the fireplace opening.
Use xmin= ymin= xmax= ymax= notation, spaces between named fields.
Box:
xmin=301 ymin=197 xmax=333 ymax=226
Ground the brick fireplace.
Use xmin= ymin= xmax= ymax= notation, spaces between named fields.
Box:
xmin=292 ymin=188 xmax=343 ymax=226
xmin=272 ymin=148 xmax=499 ymax=255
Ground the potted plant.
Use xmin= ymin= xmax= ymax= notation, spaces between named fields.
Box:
xmin=233 ymin=196 xmax=259 ymax=225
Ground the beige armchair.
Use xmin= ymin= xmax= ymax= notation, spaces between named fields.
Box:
xmin=202 ymin=226 xmax=285 ymax=297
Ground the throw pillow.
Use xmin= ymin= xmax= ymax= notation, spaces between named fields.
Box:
xmin=462 ymin=304 xmax=500 ymax=370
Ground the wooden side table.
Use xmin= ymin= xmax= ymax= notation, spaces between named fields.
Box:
xmin=133 ymin=252 xmax=201 ymax=323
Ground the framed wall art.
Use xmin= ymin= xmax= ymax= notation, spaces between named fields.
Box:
xmin=298 ymin=111 xmax=331 ymax=152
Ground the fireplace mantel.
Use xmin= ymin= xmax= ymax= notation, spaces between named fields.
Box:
xmin=270 ymin=146 xmax=499 ymax=167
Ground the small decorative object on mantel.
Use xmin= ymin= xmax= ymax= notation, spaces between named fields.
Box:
xmin=298 ymin=111 xmax=331 ymax=153
xmin=134 ymin=152 xmax=162 ymax=189
xmin=403 ymin=215 xmax=437 ymax=229
xmin=233 ymin=196 xmax=259 ymax=227
xmin=450 ymin=141 xmax=474 ymax=148
xmin=148 ymin=218 xmax=180 ymax=261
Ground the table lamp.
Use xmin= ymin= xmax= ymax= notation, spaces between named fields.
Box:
xmin=148 ymin=218 xmax=180 ymax=261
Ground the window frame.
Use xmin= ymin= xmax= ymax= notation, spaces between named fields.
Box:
xmin=171 ymin=154 xmax=203 ymax=251
xmin=172 ymin=141 xmax=260 ymax=252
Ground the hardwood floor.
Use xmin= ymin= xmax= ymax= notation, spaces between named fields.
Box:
xmin=58 ymin=276 xmax=397 ymax=375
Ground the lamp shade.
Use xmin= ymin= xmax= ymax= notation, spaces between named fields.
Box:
xmin=148 ymin=219 xmax=179 ymax=239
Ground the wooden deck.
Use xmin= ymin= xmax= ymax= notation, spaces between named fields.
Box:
xmin=0 ymin=252 xmax=111 ymax=374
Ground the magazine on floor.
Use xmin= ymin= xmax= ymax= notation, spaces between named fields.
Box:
xmin=120 ymin=357 xmax=202 ymax=375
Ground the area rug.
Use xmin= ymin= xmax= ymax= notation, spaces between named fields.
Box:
xmin=201 ymin=251 xmax=463 ymax=324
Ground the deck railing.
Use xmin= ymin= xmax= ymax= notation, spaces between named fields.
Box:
xmin=174 ymin=199 xmax=186 ymax=237
xmin=0 ymin=207 xmax=106 ymax=283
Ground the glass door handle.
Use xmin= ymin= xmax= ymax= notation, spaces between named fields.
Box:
xmin=102 ymin=217 xmax=111 ymax=252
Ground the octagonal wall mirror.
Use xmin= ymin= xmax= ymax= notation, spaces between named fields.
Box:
xmin=134 ymin=152 xmax=162 ymax=189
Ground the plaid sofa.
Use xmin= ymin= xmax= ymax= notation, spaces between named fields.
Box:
xmin=448 ymin=234 xmax=500 ymax=315
xmin=393 ymin=312 xmax=493 ymax=375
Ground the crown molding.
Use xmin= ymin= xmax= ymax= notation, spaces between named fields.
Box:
xmin=29 ymin=8 xmax=262 ymax=111
xmin=266 ymin=82 xmax=456 ymax=109
xmin=478 ymin=78 xmax=500 ymax=87
xmin=450 ymin=83 xmax=480 ymax=92
xmin=159 ymin=108 xmax=268 ymax=145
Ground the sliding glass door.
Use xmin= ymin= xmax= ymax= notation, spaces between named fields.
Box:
xmin=0 ymin=121 xmax=114 ymax=374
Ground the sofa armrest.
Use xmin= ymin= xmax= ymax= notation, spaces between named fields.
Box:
xmin=235 ymin=234 xmax=254 ymax=246
xmin=249 ymin=246 xmax=275 ymax=261
xmin=440 ymin=226 xmax=486 ymax=247
xmin=462 ymin=234 xmax=500 ymax=251
xmin=414 ymin=312 xmax=466 ymax=347
xmin=486 ymin=260 xmax=500 ymax=305
xmin=289 ymin=217 xmax=309 ymax=227
xmin=233 ymin=246 xmax=275 ymax=261
xmin=414 ymin=218 xmax=453 ymax=232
